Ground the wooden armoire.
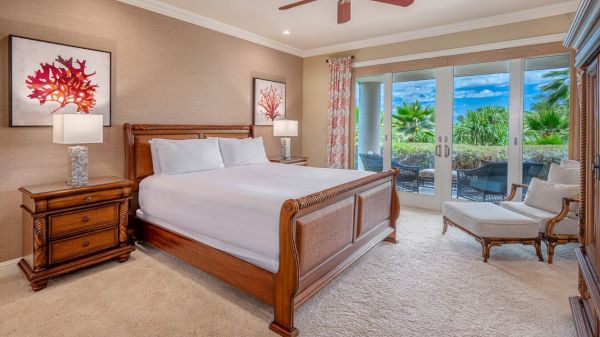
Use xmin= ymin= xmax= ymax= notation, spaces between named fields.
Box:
xmin=564 ymin=1 xmax=600 ymax=336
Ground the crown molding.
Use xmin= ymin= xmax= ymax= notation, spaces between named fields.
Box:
xmin=353 ymin=33 xmax=567 ymax=68
xmin=118 ymin=0 xmax=577 ymax=58
xmin=117 ymin=0 xmax=304 ymax=57
xmin=303 ymin=1 xmax=578 ymax=57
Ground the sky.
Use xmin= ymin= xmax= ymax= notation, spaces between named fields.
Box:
xmin=390 ymin=67 xmax=568 ymax=121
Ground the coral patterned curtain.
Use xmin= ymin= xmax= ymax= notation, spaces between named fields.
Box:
xmin=326 ymin=56 xmax=353 ymax=169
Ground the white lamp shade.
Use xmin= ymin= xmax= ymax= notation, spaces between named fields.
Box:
xmin=53 ymin=114 xmax=103 ymax=144
xmin=273 ymin=120 xmax=298 ymax=137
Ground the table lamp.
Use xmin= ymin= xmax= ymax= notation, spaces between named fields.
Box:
xmin=273 ymin=119 xmax=298 ymax=160
xmin=53 ymin=114 xmax=103 ymax=187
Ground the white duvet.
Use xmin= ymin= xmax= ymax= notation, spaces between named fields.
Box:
xmin=138 ymin=163 xmax=372 ymax=272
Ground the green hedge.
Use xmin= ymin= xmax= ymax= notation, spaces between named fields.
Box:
xmin=392 ymin=141 xmax=567 ymax=170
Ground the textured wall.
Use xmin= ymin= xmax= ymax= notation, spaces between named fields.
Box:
xmin=302 ymin=14 xmax=573 ymax=167
xmin=0 ymin=0 xmax=303 ymax=262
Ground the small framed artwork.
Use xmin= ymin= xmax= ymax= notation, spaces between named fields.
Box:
xmin=253 ymin=78 xmax=286 ymax=126
xmin=9 ymin=35 xmax=111 ymax=127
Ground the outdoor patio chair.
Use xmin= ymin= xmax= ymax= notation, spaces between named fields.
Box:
xmin=391 ymin=160 xmax=420 ymax=193
xmin=358 ymin=153 xmax=420 ymax=192
xmin=456 ymin=161 xmax=508 ymax=202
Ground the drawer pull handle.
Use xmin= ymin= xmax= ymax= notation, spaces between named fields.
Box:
xmin=82 ymin=240 xmax=90 ymax=247
xmin=85 ymin=196 xmax=93 ymax=202
xmin=82 ymin=216 xmax=90 ymax=223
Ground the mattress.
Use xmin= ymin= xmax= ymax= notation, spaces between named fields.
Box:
xmin=138 ymin=163 xmax=372 ymax=272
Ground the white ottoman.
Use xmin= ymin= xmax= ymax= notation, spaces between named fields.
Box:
xmin=442 ymin=202 xmax=543 ymax=262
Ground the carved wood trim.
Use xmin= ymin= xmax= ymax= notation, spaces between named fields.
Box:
xmin=578 ymin=67 xmax=587 ymax=244
xmin=32 ymin=216 xmax=47 ymax=271
xmin=119 ymin=200 xmax=129 ymax=245
xmin=127 ymin=124 xmax=254 ymax=132
xmin=295 ymin=169 xmax=397 ymax=209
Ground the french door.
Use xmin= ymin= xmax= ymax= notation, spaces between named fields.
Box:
xmin=355 ymin=54 xmax=570 ymax=210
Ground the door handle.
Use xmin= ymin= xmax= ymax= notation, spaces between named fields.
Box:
xmin=435 ymin=145 xmax=442 ymax=158
xmin=444 ymin=145 xmax=450 ymax=158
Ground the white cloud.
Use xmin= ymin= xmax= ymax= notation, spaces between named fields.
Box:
xmin=454 ymin=89 xmax=506 ymax=99
xmin=454 ymin=73 xmax=509 ymax=89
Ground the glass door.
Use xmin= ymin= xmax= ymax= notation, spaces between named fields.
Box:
xmin=451 ymin=61 xmax=510 ymax=202
xmin=353 ymin=54 xmax=571 ymax=209
xmin=391 ymin=69 xmax=437 ymax=195
xmin=519 ymin=55 xmax=570 ymax=199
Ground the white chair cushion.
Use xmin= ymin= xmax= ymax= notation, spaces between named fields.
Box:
xmin=418 ymin=168 xmax=457 ymax=179
xmin=560 ymin=159 xmax=580 ymax=169
xmin=443 ymin=202 xmax=539 ymax=238
xmin=500 ymin=201 xmax=579 ymax=236
xmin=523 ymin=177 xmax=579 ymax=214
xmin=548 ymin=162 xmax=579 ymax=185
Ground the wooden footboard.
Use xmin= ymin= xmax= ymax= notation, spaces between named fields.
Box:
xmin=271 ymin=169 xmax=400 ymax=337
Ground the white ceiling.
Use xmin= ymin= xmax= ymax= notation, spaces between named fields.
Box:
xmin=120 ymin=0 xmax=578 ymax=57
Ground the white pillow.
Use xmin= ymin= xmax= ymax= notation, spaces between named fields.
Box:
xmin=217 ymin=137 xmax=269 ymax=167
xmin=547 ymin=162 xmax=579 ymax=185
xmin=152 ymin=138 xmax=224 ymax=175
xmin=149 ymin=139 xmax=162 ymax=175
xmin=524 ymin=177 xmax=579 ymax=214
xmin=560 ymin=159 xmax=580 ymax=169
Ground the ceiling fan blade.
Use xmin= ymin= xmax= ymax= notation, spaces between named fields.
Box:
xmin=279 ymin=0 xmax=318 ymax=10
xmin=337 ymin=0 xmax=351 ymax=24
xmin=371 ymin=0 xmax=415 ymax=7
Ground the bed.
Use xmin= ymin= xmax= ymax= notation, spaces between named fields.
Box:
xmin=124 ymin=124 xmax=400 ymax=337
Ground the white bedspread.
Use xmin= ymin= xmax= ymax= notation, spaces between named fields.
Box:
xmin=138 ymin=163 xmax=372 ymax=272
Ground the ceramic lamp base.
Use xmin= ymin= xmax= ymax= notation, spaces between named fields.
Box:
xmin=280 ymin=137 xmax=291 ymax=160
xmin=67 ymin=145 xmax=89 ymax=187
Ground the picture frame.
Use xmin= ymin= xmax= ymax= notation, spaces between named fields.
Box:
xmin=9 ymin=35 xmax=111 ymax=127
xmin=253 ymin=78 xmax=286 ymax=126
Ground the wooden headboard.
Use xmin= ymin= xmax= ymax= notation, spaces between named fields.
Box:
xmin=123 ymin=124 xmax=254 ymax=190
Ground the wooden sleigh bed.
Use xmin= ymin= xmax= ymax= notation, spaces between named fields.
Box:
xmin=123 ymin=124 xmax=400 ymax=336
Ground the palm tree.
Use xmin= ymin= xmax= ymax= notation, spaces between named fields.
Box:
xmin=524 ymin=107 xmax=569 ymax=144
xmin=392 ymin=100 xmax=435 ymax=142
xmin=540 ymin=69 xmax=569 ymax=106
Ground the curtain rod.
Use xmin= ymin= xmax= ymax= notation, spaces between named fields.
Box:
xmin=325 ymin=56 xmax=355 ymax=63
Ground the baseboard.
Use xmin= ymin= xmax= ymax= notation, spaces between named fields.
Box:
xmin=0 ymin=257 xmax=22 ymax=278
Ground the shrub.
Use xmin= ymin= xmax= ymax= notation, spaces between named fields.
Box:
xmin=392 ymin=142 xmax=567 ymax=171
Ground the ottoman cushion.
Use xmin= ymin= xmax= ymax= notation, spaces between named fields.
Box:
xmin=443 ymin=202 xmax=539 ymax=238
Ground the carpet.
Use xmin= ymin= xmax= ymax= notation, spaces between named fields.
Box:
xmin=0 ymin=208 xmax=577 ymax=336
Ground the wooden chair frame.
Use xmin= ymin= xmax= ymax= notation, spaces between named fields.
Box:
xmin=123 ymin=124 xmax=400 ymax=336
xmin=505 ymin=183 xmax=580 ymax=263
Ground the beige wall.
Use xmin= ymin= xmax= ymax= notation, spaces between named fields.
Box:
xmin=302 ymin=14 xmax=574 ymax=167
xmin=0 ymin=0 xmax=303 ymax=263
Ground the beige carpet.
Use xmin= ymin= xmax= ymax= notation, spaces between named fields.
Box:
xmin=0 ymin=208 xmax=577 ymax=337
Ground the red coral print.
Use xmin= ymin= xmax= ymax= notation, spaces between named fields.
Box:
xmin=25 ymin=56 xmax=98 ymax=114
xmin=257 ymin=85 xmax=283 ymax=121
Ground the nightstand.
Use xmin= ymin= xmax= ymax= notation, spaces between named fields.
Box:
xmin=269 ymin=157 xmax=308 ymax=166
xmin=18 ymin=176 xmax=135 ymax=291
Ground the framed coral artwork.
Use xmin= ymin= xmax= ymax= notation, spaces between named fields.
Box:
xmin=253 ymin=78 xmax=286 ymax=126
xmin=9 ymin=35 xmax=111 ymax=127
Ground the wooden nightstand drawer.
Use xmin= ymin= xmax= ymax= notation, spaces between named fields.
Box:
xmin=46 ymin=188 xmax=129 ymax=211
xmin=49 ymin=227 xmax=118 ymax=264
xmin=49 ymin=204 xmax=118 ymax=239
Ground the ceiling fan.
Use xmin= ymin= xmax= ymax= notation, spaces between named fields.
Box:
xmin=279 ymin=0 xmax=415 ymax=24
